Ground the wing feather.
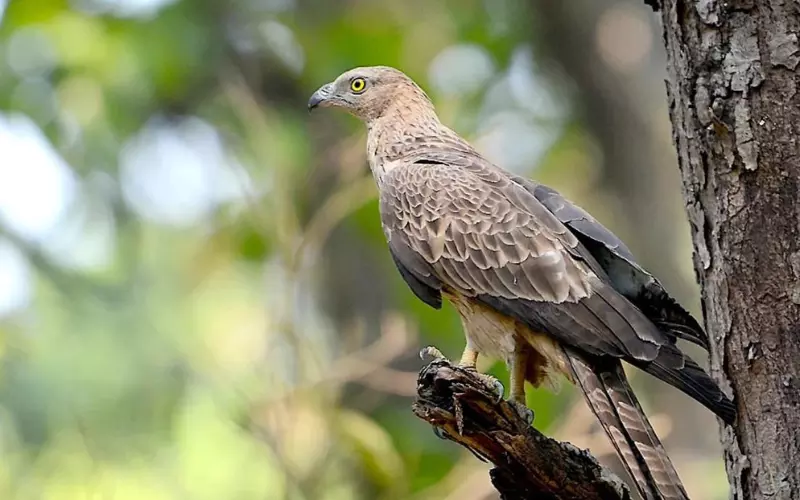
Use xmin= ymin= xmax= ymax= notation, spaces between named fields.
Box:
xmin=379 ymin=153 xmax=734 ymax=423
xmin=527 ymin=181 xmax=709 ymax=349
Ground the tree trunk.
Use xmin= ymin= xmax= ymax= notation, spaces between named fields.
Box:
xmin=654 ymin=1 xmax=800 ymax=498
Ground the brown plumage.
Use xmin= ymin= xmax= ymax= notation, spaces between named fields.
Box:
xmin=309 ymin=66 xmax=735 ymax=500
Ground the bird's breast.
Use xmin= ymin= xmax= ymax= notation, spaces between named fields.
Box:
xmin=445 ymin=290 xmax=517 ymax=360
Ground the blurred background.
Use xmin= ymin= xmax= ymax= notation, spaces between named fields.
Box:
xmin=0 ymin=0 xmax=729 ymax=498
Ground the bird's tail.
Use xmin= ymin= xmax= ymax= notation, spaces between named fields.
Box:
xmin=565 ymin=350 xmax=690 ymax=500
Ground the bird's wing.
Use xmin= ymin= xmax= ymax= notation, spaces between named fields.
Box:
xmin=381 ymin=153 xmax=659 ymax=359
xmin=379 ymin=152 xmax=735 ymax=424
xmin=525 ymin=180 xmax=708 ymax=350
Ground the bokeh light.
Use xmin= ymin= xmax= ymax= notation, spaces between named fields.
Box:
xmin=0 ymin=1 xmax=729 ymax=499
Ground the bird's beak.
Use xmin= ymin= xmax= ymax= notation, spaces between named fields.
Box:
xmin=308 ymin=83 xmax=334 ymax=112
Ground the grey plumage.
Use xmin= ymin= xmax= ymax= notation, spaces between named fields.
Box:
xmin=531 ymin=182 xmax=709 ymax=350
xmin=380 ymin=156 xmax=734 ymax=423
xmin=309 ymin=66 xmax=735 ymax=500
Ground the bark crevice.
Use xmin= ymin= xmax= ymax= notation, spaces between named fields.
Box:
xmin=653 ymin=0 xmax=800 ymax=498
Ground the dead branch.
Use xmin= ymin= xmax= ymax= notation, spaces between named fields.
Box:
xmin=412 ymin=359 xmax=630 ymax=500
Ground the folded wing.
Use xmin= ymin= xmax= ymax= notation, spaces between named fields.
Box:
xmin=379 ymin=153 xmax=734 ymax=423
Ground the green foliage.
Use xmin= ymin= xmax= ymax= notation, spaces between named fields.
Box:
xmin=0 ymin=0 xmax=728 ymax=498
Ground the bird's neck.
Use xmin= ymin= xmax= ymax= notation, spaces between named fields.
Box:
xmin=365 ymin=103 xmax=444 ymax=187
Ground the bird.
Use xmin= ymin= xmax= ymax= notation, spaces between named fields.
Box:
xmin=308 ymin=65 xmax=735 ymax=500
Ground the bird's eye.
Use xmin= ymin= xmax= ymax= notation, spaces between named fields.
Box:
xmin=350 ymin=77 xmax=366 ymax=93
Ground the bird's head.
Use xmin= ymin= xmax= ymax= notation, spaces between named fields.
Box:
xmin=308 ymin=66 xmax=434 ymax=124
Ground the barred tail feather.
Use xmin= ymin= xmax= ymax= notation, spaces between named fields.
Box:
xmin=566 ymin=350 xmax=690 ymax=500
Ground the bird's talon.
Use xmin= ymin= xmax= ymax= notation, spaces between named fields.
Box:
xmin=493 ymin=381 xmax=505 ymax=402
xmin=508 ymin=398 xmax=534 ymax=426
xmin=432 ymin=426 xmax=449 ymax=441
xmin=457 ymin=363 xmax=477 ymax=373
xmin=419 ymin=346 xmax=447 ymax=362
xmin=474 ymin=373 xmax=504 ymax=400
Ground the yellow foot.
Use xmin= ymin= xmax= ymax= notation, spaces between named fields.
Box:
xmin=419 ymin=345 xmax=504 ymax=400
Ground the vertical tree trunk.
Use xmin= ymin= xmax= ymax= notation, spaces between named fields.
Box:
xmin=654 ymin=1 xmax=800 ymax=498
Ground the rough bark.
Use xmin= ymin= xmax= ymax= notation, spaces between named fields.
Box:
xmin=653 ymin=1 xmax=800 ymax=498
xmin=413 ymin=359 xmax=631 ymax=500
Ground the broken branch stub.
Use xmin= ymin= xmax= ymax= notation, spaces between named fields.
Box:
xmin=412 ymin=359 xmax=630 ymax=500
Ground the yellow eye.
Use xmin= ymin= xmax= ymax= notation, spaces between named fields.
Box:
xmin=350 ymin=77 xmax=366 ymax=93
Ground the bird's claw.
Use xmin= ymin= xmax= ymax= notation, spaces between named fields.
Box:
xmin=471 ymin=371 xmax=504 ymax=402
xmin=419 ymin=345 xmax=447 ymax=362
xmin=432 ymin=426 xmax=449 ymax=441
xmin=419 ymin=345 xmax=504 ymax=401
xmin=508 ymin=398 xmax=535 ymax=426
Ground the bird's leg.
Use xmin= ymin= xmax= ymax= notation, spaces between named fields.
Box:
xmin=457 ymin=343 xmax=504 ymax=401
xmin=507 ymin=347 xmax=534 ymax=425
xmin=457 ymin=346 xmax=479 ymax=369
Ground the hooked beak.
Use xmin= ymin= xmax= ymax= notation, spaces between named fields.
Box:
xmin=308 ymin=83 xmax=334 ymax=112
